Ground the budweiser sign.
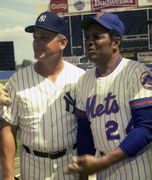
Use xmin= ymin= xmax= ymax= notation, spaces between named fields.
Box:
xmin=91 ymin=0 xmax=138 ymax=10
xmin=50 ymin=0 xmax=68 ymax=13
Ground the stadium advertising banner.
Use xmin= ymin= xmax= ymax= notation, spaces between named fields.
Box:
xmin=138 ymin=0 xmax=152 ymax=6
xmin=91 ymin=0 xmax=138 ymax=11
xmin=68 ymin=0 xmax=91 ymax=13
xmin=137 ymin=52 xmax=152 ymax=64
xmin=50 ymin=0 xmax=68 ymax=13
xmin=50 ymin=0 xmax=91 ymax=13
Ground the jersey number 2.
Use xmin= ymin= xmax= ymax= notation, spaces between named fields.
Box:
xmin=105 ymin=118 xmax=134 ymax=140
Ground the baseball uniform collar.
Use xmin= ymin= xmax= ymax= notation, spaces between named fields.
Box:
xmin=95 ymin=55 xmax=122 ymax=78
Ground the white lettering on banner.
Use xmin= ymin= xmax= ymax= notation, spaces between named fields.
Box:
xmin=51 ymin=3 xmax=67 ymax=9
xmin=138 ymin=52 xmax=152 ymax=57
xmin=94 ymin=0 xmax=133 ymax=6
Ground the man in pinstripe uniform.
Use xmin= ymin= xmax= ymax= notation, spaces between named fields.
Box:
xmin=66 ymin=11 xmax=152 ymax=179
xmin=0 ymin=11 xmax=85 ymax=180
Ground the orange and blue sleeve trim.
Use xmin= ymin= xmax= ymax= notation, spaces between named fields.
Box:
xmin=75 ymin=108 xmax=88 ymax=118
xmin=130 ymin=97 xmax=152 ymax=110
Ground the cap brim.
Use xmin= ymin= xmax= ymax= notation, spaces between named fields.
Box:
xmin=82 ymin=17 xmax=112 ymax=33
xmin=81 ymin=17 xmax=95 ymax=30
xmin=25 ymin=25 xmax=35 ymax=33
xmin=25 ymin=25 xmax=60 ymax=34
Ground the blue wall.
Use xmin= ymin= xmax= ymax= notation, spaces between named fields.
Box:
xmin=0 ymin=71 xmax=16 ymax=80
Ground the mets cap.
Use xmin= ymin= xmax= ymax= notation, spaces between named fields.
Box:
xmin=81 ymin=11 xmax=125 ymax=37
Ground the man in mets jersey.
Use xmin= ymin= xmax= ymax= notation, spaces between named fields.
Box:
xmin=0 ymin=11 xmax=85 ymax=180
xmin=66 ymin=11 xmax=152 ymax=180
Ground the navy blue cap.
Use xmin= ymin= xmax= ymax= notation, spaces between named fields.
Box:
xmin=82 ymin=11 xmax=124 ymax=37
xmin=25 ymin=11 xmax=67 ymax=38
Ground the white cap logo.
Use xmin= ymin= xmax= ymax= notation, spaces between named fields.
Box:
xmin=38 ymin=15 xmax=46 ymax=22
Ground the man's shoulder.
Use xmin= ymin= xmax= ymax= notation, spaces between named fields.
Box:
xmin=122 ymin=57 xmax=149 ymax=71
xmin=82 ymin=66 xmax=95 ymax=75
xmin=64 ymin=61 xmax=85 ymax=73
xmin=121 ymin=58 xmax=152 ymax=81
xmin=9 ymin=63 xmax=34 ymax=81
xmin=78 ymin=66 xmax=96 ymax=82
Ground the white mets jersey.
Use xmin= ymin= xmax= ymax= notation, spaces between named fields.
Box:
xmin=76 ymin=57 xmax=152 ymax=180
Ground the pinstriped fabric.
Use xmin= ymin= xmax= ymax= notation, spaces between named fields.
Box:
xmin=20 ymin=147 xmax=79 ymax=180
xmin=0 ymin=61 xmax=85 ymax=179
xmin=76 ymin=58 xmax=152 ymax=180
xmin=97 ymin=144 xmax=152 ymax=180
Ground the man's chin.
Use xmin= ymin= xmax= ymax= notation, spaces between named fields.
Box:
xmin=88 ymin=56 xmax=98 ymax=63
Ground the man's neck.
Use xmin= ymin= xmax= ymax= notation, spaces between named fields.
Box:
xmin=34 ymin=59 xmax=64 ymax=82
xmin=97 ymin=54 xmax=120 ymax=76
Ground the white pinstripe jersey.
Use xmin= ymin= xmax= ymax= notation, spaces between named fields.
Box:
xmin=0 ymin=61 xmax=85 ymax=152
xmin=76 ymin=57 xmax=152 ymax=180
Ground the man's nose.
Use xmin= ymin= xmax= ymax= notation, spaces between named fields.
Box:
xmin=85 ymin=38 xmax=94 ymax=47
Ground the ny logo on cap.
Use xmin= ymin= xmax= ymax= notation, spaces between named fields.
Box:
xmin=96 ymin=11 xmax=104 ymax=19
xmin=38 ymin=15 xmax=46 ymax=22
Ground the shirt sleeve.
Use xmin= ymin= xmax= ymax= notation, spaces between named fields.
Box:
xmin=129 ymin=64 xmax=152 ymax=108
xmin=119 ymin=106 xmax=152 ymax=157
xmin=75 ymin=79 xmax=96 ymax=155
xmin=119 ymin=65 xmax=152 ymax=157
xmin=76 ymin=110 xmax=96 ymax=156
xmin=0 ymin=76 xmax=19 ymax=125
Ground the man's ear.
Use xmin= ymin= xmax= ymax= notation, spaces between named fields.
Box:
xmin=113 ymin=37 xmax=121 ymax=49
xmin=60 ymin=37 xmax=68 ymax=50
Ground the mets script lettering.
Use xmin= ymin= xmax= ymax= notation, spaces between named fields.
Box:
xmin=86 ymin=92 xmax=119 ymax=118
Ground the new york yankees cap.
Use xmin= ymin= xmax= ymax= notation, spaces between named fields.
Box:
xmin=25 ymin=11 xmax=67 ymax=38
xmin=82 ymin=11 xmax=124 ymax=37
